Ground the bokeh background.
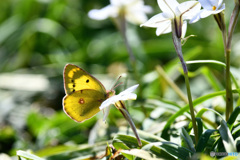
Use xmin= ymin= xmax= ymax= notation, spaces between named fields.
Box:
xmin=0 ymin=0 xmax=239 ymax=158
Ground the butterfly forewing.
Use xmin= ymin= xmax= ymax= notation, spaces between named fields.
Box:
xmin=63 ymin=64 xmax=106 ymax=95
xmin=63 ymin=89 xmax=106 ymax=123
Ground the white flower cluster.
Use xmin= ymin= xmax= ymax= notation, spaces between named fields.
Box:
xmin=141 ymin=0 xmax=225 ymax=37
xmin=88 ymin=0 xmax=152 ymax=24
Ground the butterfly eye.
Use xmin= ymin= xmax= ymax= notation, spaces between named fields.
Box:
xmin=86 ymin=79 xmax=89 ymax=83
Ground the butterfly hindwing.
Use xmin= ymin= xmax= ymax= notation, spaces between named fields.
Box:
xmin=63 ymin=64 xmax=106 ymax=95
xmin=63 ymin=89 xmax=107 ymax=123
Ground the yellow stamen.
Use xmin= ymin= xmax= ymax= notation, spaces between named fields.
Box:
xmin=212 ymin=6 xmax=216 ymax=10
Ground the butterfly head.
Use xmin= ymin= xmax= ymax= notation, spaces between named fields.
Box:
xmin=106 ymin=89 xmax=115 ymax=99
xmin=106 ymin=75 xmax=124 ymax=98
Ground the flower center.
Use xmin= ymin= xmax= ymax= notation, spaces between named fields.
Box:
xmin=212 ymin=6 xmax=216 ymax=10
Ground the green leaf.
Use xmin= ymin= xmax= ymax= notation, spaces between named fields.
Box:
xmin=196 ymin=129 xmax=217 ymax=152
xmin=113 ymin=134 xmax=177 ymax=160
xmin=35 ymin=145 xmax=78 ymax=157
xmin=17 ymin=150 xmax=45 ymax=160
xmin=180 ymin=128 xmax=195 ymax=153
xmin=200 ymin=67 xmax=223 ymax=91
xmin=162 ymin=89 xmax=240 ymax=138
xmin=196 ymin=108 xmax=224 ymax=121
xmin=36 ymin=141 xmax=110 ymax=160
xmin=143 ymin=142 xmax=193 ymax=160
xmin=120 ymin=149 xmax=164 ymax=160
xmin=196 ymin=118 xmax=203 ymax=140
xmin=219 ymin=120 xmax=237 ymax=152
xmin=118 ymin=126 xmax=166 ymax=143
xmin=113 ymin=133 xmax=195 ymax=160
xmin=227 ymin=106 xmax=240 ymax=129
xmin=186 ymin=60 xmax=240 ymax=91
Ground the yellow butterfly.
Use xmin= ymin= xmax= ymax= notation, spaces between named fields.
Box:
xmin=62 ymin=64 xmax=114 ymax=123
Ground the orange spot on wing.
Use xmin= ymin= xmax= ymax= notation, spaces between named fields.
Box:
xmin=79 ymin=98 xmax=85 ymax=104
xmin=212 ymin=6 xmax=216 ymax=10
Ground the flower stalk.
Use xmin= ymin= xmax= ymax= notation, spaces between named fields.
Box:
xmin=171 ymin=19 xmax=198 ymax=143
xmin=214 ymin=13 xmax=232 ymax=120
xmin=115 ymin=100 xmax=142 ymax=147
xmin=100 ymin=84 xmax=142 ymax=146
xmin=214 ymin=1 xmax=240 ymax=120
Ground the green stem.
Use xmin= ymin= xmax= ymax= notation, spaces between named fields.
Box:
xmin=214 ymin=12 xmax=233 ymax=120
xmin=115 ymin=101 xmax=142 ymax=147
xmin=226 ymin=1 xmax=240 ymax=113
xmin=171 ymin=19 xmax=198 ymax=144
xmin=225 ymin=49 xmax=233 ymax=120
xmin=214 ymin=2 xmax=240 ymax=120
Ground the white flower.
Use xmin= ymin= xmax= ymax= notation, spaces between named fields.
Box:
xmin=140 ymin=0 xmax=201 ymax=37
xmin=190 ymin=0 xmax=225 ymax=23
xmin=100 ymin=84 xmax=139 ymax=121
xmin=88 ymin=0 xmax=152 ymax=24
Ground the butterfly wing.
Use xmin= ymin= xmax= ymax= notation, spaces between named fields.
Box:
xmin=63 ymin=89 xmax=106 ymax=123
xmin=63 ymin=64 xmax=106 ymax=95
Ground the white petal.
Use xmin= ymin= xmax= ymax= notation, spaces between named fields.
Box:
xmin=99 ymin=96 xmax=116 ymax=110
xmin=218 ymin=0 xmax=223 ymax=8
xmin=140 ymin=13 xmax=171 ymax=28
xmin=143 ymin=5 xmax=153 ymax=14
xmin=178 ymin=1 xmax=201 ymax=20
xmin=217 ymin=3 xmax=225 ymax=11
xmin=126 ymin=11 xmax=148 ymax=24
xmin=200 ymin=10 xmax=216 ymax=18
xmin=119 ymin=84 xmax=139 ymax=95
xmin=99 ymin=84 xmax=139 ymax=110
xmin=110 ymin=0 xmax=122 ymax=6
xmin=102 ymin=106 xmax=111 ymax=121
xmin=88 ymin=6 xmax=117 ymax=20
xmin=198 ymin=0 xmax=215 ymax=10
xmin=189 ymin=10 xmax=202 ymax=23
xmin=156 ymin=21 xmax=171 ymax=36
xmin=181 ymin=21 xmax=187 ymax=38
xmin=157 ymin=0 xmax=179 ymax=15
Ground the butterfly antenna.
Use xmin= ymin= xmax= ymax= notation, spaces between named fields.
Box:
xmin=111 ymin=76 xmax=123 ymax=90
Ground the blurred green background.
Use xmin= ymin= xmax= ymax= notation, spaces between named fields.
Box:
xmin=0 ymin=0 xmax=239 ymax=158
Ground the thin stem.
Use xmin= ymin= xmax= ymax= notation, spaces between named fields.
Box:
xmin=227 ymin=2 xmax=240 ymax=50
xmin=226 ymin=3 xmax=240 ymax=116
xmin=115 ymin=101 xmax=142 ymax=147
xmin=171 ymin=20 xmax=198 ymax=144
xmin=214 ymin=12 xmax=233 ymax=120
xmin=225 ymin=49 xmax=233 ymax=120
xmin=214 ymin=3 xmax=240 ymax=120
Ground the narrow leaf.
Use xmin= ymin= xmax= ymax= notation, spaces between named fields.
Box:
xmin=17 ymin=150 xmax=45 ymax=160
xmin=196 ymin=129 xmax=217 ymax=152
xmin=227 ymin=106 xmax=240 ymax=129
xmin=181 ymin=128 xmax=195 ymax=152
xmin=219 ymin=120 xmax=237 ymax=152
xmin=120 ymin=149 xmax=164 ymax=160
